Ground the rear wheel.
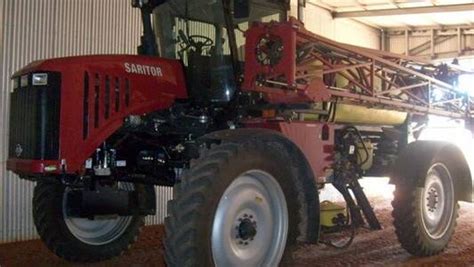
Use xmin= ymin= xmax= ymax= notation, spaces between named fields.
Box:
xmin=420 ymin=164 xmax=456 ymax=240
xmin=164 ymin=141 xmax=302 ymax=267
xmin=392 ymin=159 xmax=459 ymax=256
xmin=33 ymin=181 xmax=145 ymax=262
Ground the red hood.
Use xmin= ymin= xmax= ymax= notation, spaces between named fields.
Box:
xmin=8 ymin=54 xmax=188 ymax=174
xmin=12 ymin=54 xmax=182 ymax=77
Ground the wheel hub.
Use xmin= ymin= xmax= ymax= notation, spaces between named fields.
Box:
xmin=426 ymin=187 xmax=439 ymax=212
xmin=211 ymin=170 xmax=288 ymax=266
xmin=236 ymin=216 xmax=257 ymax=243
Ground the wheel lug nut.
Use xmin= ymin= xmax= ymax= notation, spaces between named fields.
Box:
xmin=244 ymin=242 xmax=248 ymax=245
xmin=249 ymin=215 xmax=253 ymax=219
xmin=244 ymin=214 xmax=248 ymax=217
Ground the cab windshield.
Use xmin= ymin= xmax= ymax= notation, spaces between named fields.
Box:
xmin=153 ymin=0 xmax=286 ymax=102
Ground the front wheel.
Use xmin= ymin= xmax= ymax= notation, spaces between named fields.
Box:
xmin=165 ymin=141 xmax=302 ymax=266
xmin=33 ymin=181 xmax=145 ymax=262
xmin=392 ymin=159 xmax=459 ymax=256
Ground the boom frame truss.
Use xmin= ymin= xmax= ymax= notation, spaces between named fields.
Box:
xmin=243 ymin=17 xmax=473 ymax=120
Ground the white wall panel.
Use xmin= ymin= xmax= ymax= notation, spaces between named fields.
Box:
xmin=466 ymin=35 xmax=474 ymax=51
xmin=291 ymin=2 xmax=380 ymax=49
xmin=388 ymin=35 xmax=406 ymax=54
xmin=387 ymin=30 xmax=473 ymax=59
xmin=434 ymin=37 xmax=460 ymax=55
xmin=145 ymin=186 xmax=174 ymax=225
xmin=0 ymin=0 xmax=174 ymax=244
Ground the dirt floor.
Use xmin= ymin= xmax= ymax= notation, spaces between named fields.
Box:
xmin=1 ymin=182 xmax=474 ymax=266
xmin=293 ymin=198 xmax=474 ymax=267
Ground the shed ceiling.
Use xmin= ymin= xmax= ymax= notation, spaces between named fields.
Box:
xmin=310 ymin=0 xmax=474 ymax=28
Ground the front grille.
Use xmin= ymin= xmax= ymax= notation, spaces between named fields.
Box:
xmin=82 ymin=71 xmax=130 ymax=140
xmin=8 ymin=72 xmax=61 ymax=160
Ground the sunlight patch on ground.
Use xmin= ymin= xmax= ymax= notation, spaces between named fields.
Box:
xmin=319 ymin=177 xmax=394 ymax=203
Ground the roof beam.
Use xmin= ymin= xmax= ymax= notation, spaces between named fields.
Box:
xmin=307 ymin=1 xmax=382 ymax=31
xmin=385 ymin=24 xmax=474 ymax=33
xmin=333 ymin=3 xmax=474 ymax=18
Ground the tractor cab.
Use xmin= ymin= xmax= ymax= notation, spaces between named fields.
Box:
xmin=150 ymin=0 xmax=287 ymax=103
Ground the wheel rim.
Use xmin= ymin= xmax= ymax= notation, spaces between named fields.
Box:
xmin=211 ymin=170 xmax=288 ymax=267
xmin=420 ymin=163 xmax=455 ymax=240
xmin=62 ymin=183 xmax=133 ymax=245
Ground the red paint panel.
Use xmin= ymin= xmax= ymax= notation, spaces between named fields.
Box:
xmin=9 ymin=55 xmax=187 ymax=174
xmin=242 ymin=18 xmax=331 ymax=104
xmin=244 ymin=121 xmax=334 ymax=183
xmin=7 ymin=159 xmax=59 ymax=175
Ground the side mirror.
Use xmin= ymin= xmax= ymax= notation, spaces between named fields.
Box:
xmin=234 ymin=0 xmax=250 ymax=19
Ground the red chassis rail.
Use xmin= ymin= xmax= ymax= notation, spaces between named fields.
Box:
xmin=243 ymin=17 xmax=473 ymax=120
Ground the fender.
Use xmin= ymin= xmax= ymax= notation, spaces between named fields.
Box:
xmin=200 ymin=128 xmax=320 ymax=244
xmin=390 ymin=140 xmax=473 ymax=202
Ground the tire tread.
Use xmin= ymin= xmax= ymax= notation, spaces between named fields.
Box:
xmin=164 ymin=140 xmax=305 ymax=266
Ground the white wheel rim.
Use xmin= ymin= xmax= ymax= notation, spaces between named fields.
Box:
xmin=62 ymin=183 xmax=133 ymax=245
xmin=420 ymin=163 xmax=455 ymax=240
xmin=211 ymin=170 xmax=288 ymax=267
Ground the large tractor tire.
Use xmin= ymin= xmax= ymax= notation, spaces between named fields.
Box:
xmin=391 ymin=142 xmax=461 ymax=256
xmin=164 ymin=140 xmax=306 ymax=267
xmin=33 ymin=181 xmax=145 ymax=262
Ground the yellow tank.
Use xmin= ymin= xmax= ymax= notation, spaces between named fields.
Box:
xmin=300 ymin=103 xmax=407 ymax=126
xmin=332 ymin=104 xmax=407 ymax=126
xmin=320 ymin=200 xmax=347 ymax=227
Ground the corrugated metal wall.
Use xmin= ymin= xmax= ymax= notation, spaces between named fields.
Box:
xmin=0 ymin=0 xmax=173 ymax=243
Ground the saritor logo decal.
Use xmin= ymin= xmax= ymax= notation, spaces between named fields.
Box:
xmin=124 ymin=63 xmax=163 ymax=77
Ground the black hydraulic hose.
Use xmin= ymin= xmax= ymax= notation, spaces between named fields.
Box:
xmin=222 ymin=0 xmax=241 ymax=82
xmin=322 ymin=207 xmax=356 ymax=249
xmin=342 ymin=125 xmax=370 ymax=167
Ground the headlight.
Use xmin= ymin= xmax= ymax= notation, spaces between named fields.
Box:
xmin=32 ymin=73 xmax=48 ymax=86
xmin=20 ymin=75 xmax=28 ymax=87
xmin=11 ymin=78 xmax=19 ymax=92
